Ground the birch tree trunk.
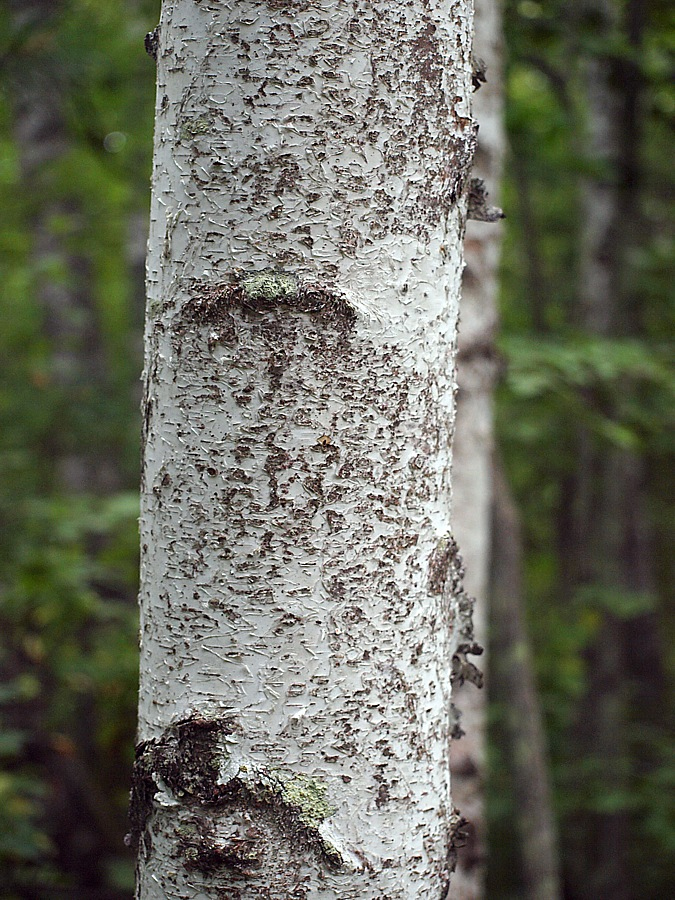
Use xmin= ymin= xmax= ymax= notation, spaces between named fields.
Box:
xmin=132 ymin=2 xmax=477 ymax=897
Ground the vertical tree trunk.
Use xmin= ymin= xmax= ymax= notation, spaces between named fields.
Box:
xmin=569 ymin=3 xmax=654 ymax=896
xmin=449 ymin=0 xmax=505 ymax=894
xmin=490 ymin=455 xmax=562 ymax=900
xmin=133 ymin=2 xmax=477 ymax=897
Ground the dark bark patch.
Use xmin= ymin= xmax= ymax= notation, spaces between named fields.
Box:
xmin=184 ymin=271 xmax=357 ymax=335
xmin=443 ymin=127 xmax=479 ymax=206
xmin=445 ymin=806 xmax=471 ymax=884
xmin=144 ymin=26 xmax=159 ymax=61
xmin=428 ymin=535 xmax=455 ymax=596
xmin=467 ymin=177 xmax=505 ymax=223
xmin=127 ymin=716 xmax=239 ymax=850
xmin=264 ymin=0 xmax=315 ymax=10
xmin=448 ymin=542 xmax=484 ymax=691
xmin=471 ymin=56 xmax=487 ymax=91
xmin=264 ymin=437 xmax=292 ymax=510
xmin=411 ymin=20 xmax=443 ymax=91
xmin=128 ymin=714 xmax=343 ymax=873
xmin=428 ymin=536 xmax=484 ymax=698
xmin=177 ymin=814 xmax=263 ymax=876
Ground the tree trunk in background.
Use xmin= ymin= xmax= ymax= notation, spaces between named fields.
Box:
xmin=449 ymin=0 xmax=505 ymax=895
xmin=569 ymin=2 xmax=658 ymax=897
xmin=133 ymin=2 xmax=477 ymax=897
xmin=490 ymin=456 xmax=562 ymax=900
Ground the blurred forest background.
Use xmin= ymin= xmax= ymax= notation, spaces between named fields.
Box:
xmin=0 ymin=1 xmax=672 ymax=898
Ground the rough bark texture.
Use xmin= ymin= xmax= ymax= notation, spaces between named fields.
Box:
xmin=449 ymin=0 xmax=504 ymax=894
xmin=134 ymin=2 xmax=476 ymax=897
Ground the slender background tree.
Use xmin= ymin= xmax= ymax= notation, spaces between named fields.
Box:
xmin=448 ymin=0 xmax=505 ymax=893
xmin=492 ymin=0 xmax=674 ymax=897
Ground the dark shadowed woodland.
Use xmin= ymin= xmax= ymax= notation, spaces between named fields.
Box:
xmin=0 ymin=1 xmax=672 ymax=897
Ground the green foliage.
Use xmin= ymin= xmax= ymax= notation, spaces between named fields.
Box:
xmin=502 ymin=334 xmax=674 ymax=451
xmin=489 ymin=0 xmax=675 ymax=896
xmin=0 ymin=493 xmax=141 ymax=894
xmin=0 ymin=0 xmax=158 ymax=895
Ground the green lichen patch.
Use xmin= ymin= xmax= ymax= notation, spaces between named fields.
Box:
xmin=276 ymin=772 xmax=337 ymax=831
xmin=236 ymin=768 xmax=342 ymax=868
xmin=128 ymin=714 xmax=344 ymax=873
xmin=241 ymin=269 xmax=298 ymax=302
xmin=179 ymin=114 xmax=213 ymax=142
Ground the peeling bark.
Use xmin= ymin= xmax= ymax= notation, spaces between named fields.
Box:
xmin=466 ymin=177 xmax=504 ymax=223
xmin=135 ymin=1 xmax=477 ymax=897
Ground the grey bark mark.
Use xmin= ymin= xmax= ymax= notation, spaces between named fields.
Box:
xmin=185 ymin=272 xmax=357 ymax=332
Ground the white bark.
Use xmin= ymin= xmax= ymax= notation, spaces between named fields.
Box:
xmin=449 ymin=0 xmax=505 ymax=894
xmin=134 ymin=2 xmax=476 ymax=897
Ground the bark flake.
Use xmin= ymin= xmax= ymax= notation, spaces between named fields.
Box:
xmin=145 ymin=26 xmax=159 ymax=61
xmin=467 ymin=176 xmax=505 ymax=223
xmin=428 ymin=536 xmax=484 ymax=736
